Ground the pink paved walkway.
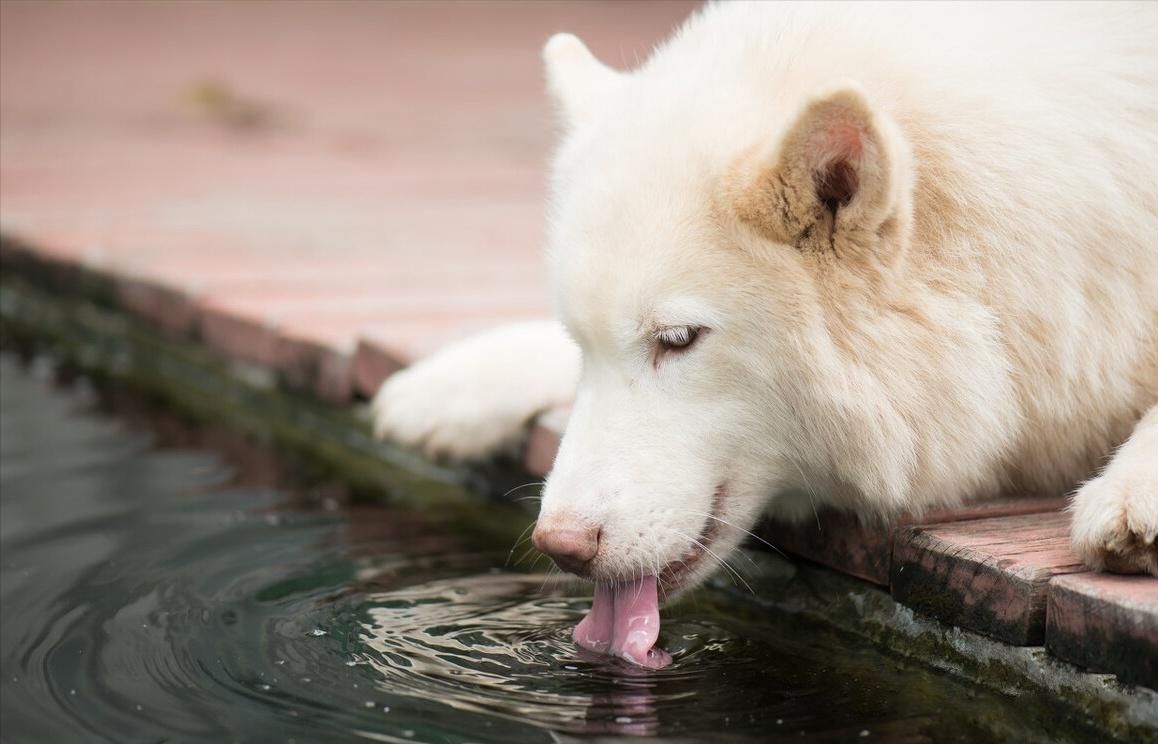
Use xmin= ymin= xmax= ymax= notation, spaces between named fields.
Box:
xmin=2 ymin=0 xmax=1154 ymax=690
xmin=1 ymin=0 xmax=694 ymax=396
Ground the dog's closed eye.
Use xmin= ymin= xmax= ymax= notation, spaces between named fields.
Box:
xmin=654 ymin=326 xmax=706 ymax=363
xmin=657 ymin=325 xmax=698 ymax=350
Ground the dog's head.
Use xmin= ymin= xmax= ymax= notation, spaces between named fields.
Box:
xmin=531 ymin=32 xmax=921 ymax=596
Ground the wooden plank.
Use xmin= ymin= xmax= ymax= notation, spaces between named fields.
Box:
xmin=115 ymin=276 xmax=200 ymax=338
xmin=1046 ymin=572 xmax=1158 ymax=689
xmin=274 ymin=332 xmax=353 ymax=403
xmin=760 ymin=511 xmax=895 ymax=585
xmin=351 ymin=337 xmax=405 ymax=399
xmin=890 ymin=511 xmax=1087 ymax=644
xmin=760 ymin=498 xmax=1069 ymax=586
xmin=197 ymin=300 xmax=282 ymax=370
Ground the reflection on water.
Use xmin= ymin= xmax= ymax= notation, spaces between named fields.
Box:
xmin=0 ymin=353 xmax=1110 ymax=743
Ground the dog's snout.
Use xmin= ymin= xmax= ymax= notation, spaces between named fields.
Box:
xmin=532 ymin=521 xmax=600 ymax=576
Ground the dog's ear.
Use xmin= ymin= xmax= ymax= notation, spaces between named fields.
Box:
xmin=543 ymin=33 xmax=622 ymax=129
xmin=734 ymin=85 xmax=913 ymax=256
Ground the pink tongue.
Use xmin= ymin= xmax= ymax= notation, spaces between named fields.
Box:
xmin=572 ymin=576 xmax=671 ymax=668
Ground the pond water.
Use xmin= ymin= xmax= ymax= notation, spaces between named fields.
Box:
xmin=0 ymin=352 xmax=1109 ymax=743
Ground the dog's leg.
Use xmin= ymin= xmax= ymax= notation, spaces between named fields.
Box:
xmin=1071 ymin=405 xmax=1158 ymax=575
xmin=370 ymin=320 xmax=580 ymax=461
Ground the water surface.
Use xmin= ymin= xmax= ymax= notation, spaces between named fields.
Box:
xmin=0 ymin=353 xmax=1108 ymax=742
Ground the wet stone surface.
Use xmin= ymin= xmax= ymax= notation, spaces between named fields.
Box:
xmin=0 ymin=352 xmax=1118 ymax=742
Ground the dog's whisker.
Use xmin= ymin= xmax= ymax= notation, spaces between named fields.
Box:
xmin=505 ymin=519 xmax=538 ymax=566
xmin=539 ymin=563 xmax=563 ymax=595
xmin=673 ymin=509 xmax=787 ymax=559
xmin=672 ymin=528 xmax=754 ymax=595
xmin=514 ymin=544 xmax=542 ymax=568
xmin=503 ymin=481 xmax=546 ymax=500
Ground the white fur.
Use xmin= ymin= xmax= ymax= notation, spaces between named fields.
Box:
xmin=371 ymin=320 xmax=579 ymax=461
xmin=375 ymin=2 xmax=1158 ymax=584
xmin=1071 ymin=407 xmax=1158 ymax=575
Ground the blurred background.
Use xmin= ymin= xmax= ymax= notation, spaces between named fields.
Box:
xmin=0 ymin=0 xmax=694 ymax=385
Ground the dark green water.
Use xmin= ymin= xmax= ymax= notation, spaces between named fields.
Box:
xmin=0 ymin=353 xmax=1109 ymax=743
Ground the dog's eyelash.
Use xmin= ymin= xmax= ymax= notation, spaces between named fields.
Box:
xmin=655 ymin=326 xmax=701 ymax=352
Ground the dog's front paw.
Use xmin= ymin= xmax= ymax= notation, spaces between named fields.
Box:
xmin=371 ymin=363 xmax=524 ymax=461
xmin=370 ymin=321 xmax=580 ymax=462
xmin=1071 ymin=468 xmax=1158 ymax=576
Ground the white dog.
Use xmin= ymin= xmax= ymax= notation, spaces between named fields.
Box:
xmin=373 ymin=2 xmax=1158 ymax=665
